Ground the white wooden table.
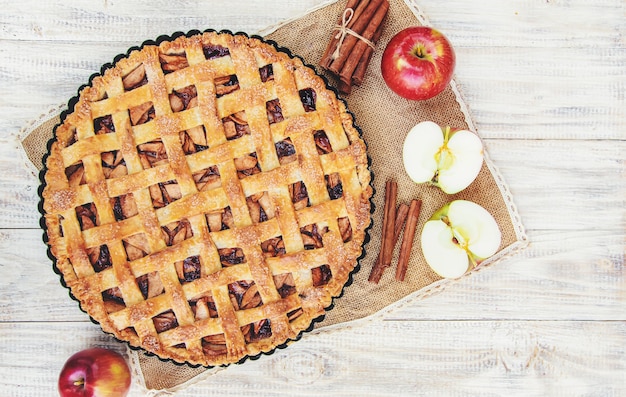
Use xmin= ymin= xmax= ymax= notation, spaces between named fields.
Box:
xmin=1 ymin=0 xmax=624 ymax=395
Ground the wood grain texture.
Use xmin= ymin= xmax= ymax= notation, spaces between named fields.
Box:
xmin=0 ymin=321 xmax=624 ymax=396
xmin=0 ymin=0 xmax=624 ymax=395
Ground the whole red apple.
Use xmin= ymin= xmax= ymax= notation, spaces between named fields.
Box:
xmin=381 ymin=26 xmax=456 ymax=101
xmin=58 ymin=348 xmax=131 ymax=397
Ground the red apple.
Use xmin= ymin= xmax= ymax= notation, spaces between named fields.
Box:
xmin=58 ymin=348 xmax=131 ymax=397
xmin=381 ymin=26 xmax=456 ymax=101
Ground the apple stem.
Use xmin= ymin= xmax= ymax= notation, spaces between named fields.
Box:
xmin=468 ymin=255 xmax=479 ymax=269
xmin=74 ymin=378 xmax=85 ymax=387
xmin=412 ymin=44 xmax=427 ymax=59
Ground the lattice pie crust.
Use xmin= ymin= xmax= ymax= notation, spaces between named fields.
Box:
xmin=42 ymin=31 xmax=372 ymax=366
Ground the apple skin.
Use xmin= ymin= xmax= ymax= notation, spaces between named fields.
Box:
xmin=58 ymin=348 xmax=131 ymax=397
xmin=381 ymin=26 xmax=456 ymax=101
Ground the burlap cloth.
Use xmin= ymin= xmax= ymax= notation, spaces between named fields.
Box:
xmin=19 ymin=0 xmax=528 ymax=394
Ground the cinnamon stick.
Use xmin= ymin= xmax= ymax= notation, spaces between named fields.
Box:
xmin=319 ymin=0 xmax=360 ymax=69
xmin=368 ymin=179 xmax=397 ymax=283
xmin=351 ymin=18 xmax=384 ymax=86
xmin=338 ymin=0 xmax=389 ymax=87
xmin=369 ymin=202 xmax=409 ymax=274
xmin=337 ymin=79 xmax=352 ymax=95
xmin=391 ymin=203 xmax=410 ymax=245
xmin=395 ymin=199 xmax=423 ymax=281
xmin=328 ymin=0 xmax=384 ymax=75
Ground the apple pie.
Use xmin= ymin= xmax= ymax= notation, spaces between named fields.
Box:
xmin=41 ymin=31 xmax=372 ymax=366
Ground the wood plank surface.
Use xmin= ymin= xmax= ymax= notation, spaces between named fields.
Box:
xmin=0 ymin=321 xmax=624 ymax=396
xmin=0 ymin=0 xmax=624 ymax=395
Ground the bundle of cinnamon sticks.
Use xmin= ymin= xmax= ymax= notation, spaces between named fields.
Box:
xmin=368 ymin=179 xmax=423 ymax=283
xmin=320 ymin=0 xmax=389 ymax=94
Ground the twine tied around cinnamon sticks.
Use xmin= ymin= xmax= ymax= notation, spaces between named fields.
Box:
xmin=320 ymin=0 xmax=389 ymax=94
xmin=331 ymin=8 xmax=376 ymax=60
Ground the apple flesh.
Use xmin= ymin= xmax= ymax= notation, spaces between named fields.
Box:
xmin=403 ymin=121 xmax=484 ymax=194
xmin=381 ymin=26 xmax=456 ymax=101
xmin=58 ymin=348 xmax=131 ymax=397
xmin=421 ymin=200 xmax=501 ymax=278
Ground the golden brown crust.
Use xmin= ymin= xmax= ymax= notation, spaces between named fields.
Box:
xmin=42 ymin=31 xmax=371 ymax=366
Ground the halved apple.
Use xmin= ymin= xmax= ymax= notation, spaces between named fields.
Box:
xmin=421 ymin=200 xmax=501 ymax=278
xmin=403 ymin=121 xmax=484 ymax=194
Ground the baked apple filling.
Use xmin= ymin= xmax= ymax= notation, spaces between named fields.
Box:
xmin=300 ymin=223 xmax=327 ymax=250
xmin=299 ymin=88 xmax=317 ymax=112
xmin=241 ymin=319 xmax=272 ymax=343
xmin=193 ymin=165 xmax=221 ymax=191
xmin=129 ymin=101 xmax=155 ymax=126
xmin=65 ymin=161 xmax=86 ymax=187
xmin=203 ymin=44 xmax=230 ymax=60
xmin=218 ymin=248 xmax=245 ymax=267
xmin=75 ymin=203 xmax=100 ymax=231
xmin=65 ymin=127 xmax=78 ymax=147
xmin=266 ymin=98 xmax=284 ymax=124
xmin=228 ymin=280 xmax=262 ymax=310
xmin=169 ymin=85 xmax=197 ymax=113
xmin=234 ymin=152 xmax=261 ymax=179
xmin=287 ymin=308 xmax=304 ymax=323
xmin=247 ymin=192 xmax=275 ymax=224
xmin=289 ymin=181 xmax=310 ymax=210
xmin=314 ymin=130 xmax=333 ymax=154
xmin=112 ymin=193 xmax=138 ymax=221
xmin=325 ymin=173 xmax=343 ymax=200
xmin=273 ymin=272 xmax=296 ymax=298
xmin=180 ymin=126 xmax=209 ymax=154
xmin=222 ymin=111 xmax=251 ymax=141
xmin=94 ymin=115 xmax=115 ymax=135
xmin=215 ymin=75 xmax=240 ymax=97
xmin=153 ymin=310 xmax=178 ymax=333
xmin=175 ymin=255 xmax=202 ymax=284
xmin=148 ymin=180 xmax=181 ymax=209
xmin=161 ymin=218 xmax=193 ymax=247
xmin=338 ymin=216 xmax=353 ymax=243
xmin=202 ymin=333 xmax=227 ymax=358
xmin=122 ymin=64 xmax=148 ymax=91
xmin=122 ymin=233 xmax=150 ymax=261
xmin=312 ymin=264 xmax=332 ymax=287
xmin=275 ymin=138 xmax=296 ymax=165
xmin=102 ymin=287 xmax=125 ymax=313
xmin=87 ymin=244 xmax=112 ymax=273
xmin=136 ymin=271 xmax=165 ymax=300
xmin=259 ymin=64 xmax=274 ymax=82
xmin=205 ymin=206 xmax=234 ymax=232
xmin=189 ymin=295 xmax=218 ymax=320
xmin=260 ymin=236 xmax=286 ymax=258
xmin=138 ymin=139 xmax=168 ymax=169
xmin=101 ymin=150 xmax=128 ymax=179
xmin=159 ymin=52 xmax=189 ymax=74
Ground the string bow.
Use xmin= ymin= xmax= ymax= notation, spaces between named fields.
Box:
xmin=331 ymin=8 xmax=376 ymax=60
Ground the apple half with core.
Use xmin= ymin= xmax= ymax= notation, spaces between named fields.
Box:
xmin=421 ymin=200 xmax=501 ymax=278
xmin=58 ymin=347 xmax=131 ymax=397
xmin=381 ymin=26 xmax=456 ymax=101
xmin=403 ymin=121 xmax=484 ymax=194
